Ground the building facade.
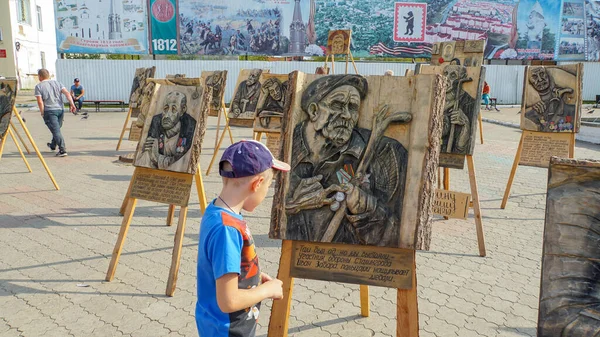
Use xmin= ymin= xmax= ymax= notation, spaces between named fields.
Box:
xmin=0 ymin=0 xmax=58 ymax=89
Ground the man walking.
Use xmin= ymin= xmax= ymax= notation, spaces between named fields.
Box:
xmin=70 ymin=78 xmax=85 ymax=113
xmin=34 ymin=69 xmax=76 ymax=157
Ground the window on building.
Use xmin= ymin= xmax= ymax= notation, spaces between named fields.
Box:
xmin=40 ymin=52 xmax=46 ymax=70
xmin=17 ymin=0 xmax=32 ymax=25
xmin=36 ymin=5 xmax=43 ymax=31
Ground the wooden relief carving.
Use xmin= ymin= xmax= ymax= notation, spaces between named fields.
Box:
xmin=327 ymin=30 xmax=351 ymax=55
xmin=202 ymin=70 xmax=228 ymax=117
xmin=134 ymin=81 xmax=159 ymax=128
xmin=253 ymin=73 xmax=292 ymax=134
xmin=431 ymin=40 xmax=484 ymax=67
xmin=228 ymin=69 xmax=270 ymax=127
xmin=538 ymin=157 xmax=600 ymax=336
xmin=0 ymin=79 xmax=17 ymax=141
xmin=521 ymin=64 xmax=583 ymax=133
xmin=269 ymin=72 xmax=446 ymax=250
xmin=133 ymin=82 xmax=208 ymax=175
xmin=129 ymin=67 xmax=156 ymax=109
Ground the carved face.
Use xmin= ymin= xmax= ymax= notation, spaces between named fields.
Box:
xmin=311 ymin=85 xmax=360 ymax=147
xmin=530 ymin=67 xmax=551 ymax=92
xmin=247 ymin=70 xmax=262 ymax=86
xmin=331 ymin=34 xmax=346 ymax=54
xmin=161 ymin=91 xmax=187 ymax=130
xmin=266 ymin=80 xmax=282 ymax=100
xmin=443 ymin=65 xmax=464 ymax=94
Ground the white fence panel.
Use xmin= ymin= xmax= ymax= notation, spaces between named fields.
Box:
xmin=56 ymin=59 xmax=597 ymax=104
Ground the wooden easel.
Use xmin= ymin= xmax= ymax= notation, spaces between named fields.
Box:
xmin=323 ymin=44 xmax=359 ymax=75
xmin=500 ymin=132 xmax=575 ymax=209
xmin=437 ymin=155 xmax=486 ymax=257
xmin=116 ymin=106 xmax=133 ymax=151
xmin=268 ymin=241 xmax=419 ymax=336
xmin=205 ymin=111 xmax=237 ymax=176
xmin=478 ymin=114 xmax=484 ymax=144
xmin=212 ymin=95 xmax=234 ymax=151
xmin=0 ymin=108 xmax=60 ymax=190
xmin=107 ymin=166 xmax=207 ymax=296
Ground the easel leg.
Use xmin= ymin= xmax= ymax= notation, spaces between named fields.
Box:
xmin=119 ymin=175 xmax=135 ymax=216
xmin=166 ymin=205 xmax=188 ymax=296
xmin=345 ymin=53 xmax=349 ymax=74
xmin=349 ymin=51 xmax=359 ymax=74
xmin=569 ymin=133 xmax=575 ymax=158
xmin=501 ymin=133 xmax=524 ymax=209
xmin=331 ymin=54 xmax=335 ymax=74
xmin=360 ymin=285 xmax=370 ymax=317
xmin=106 ymin=198 xmax=138 ymax=281
xmin=206 ymin=120 xmax=230 ymax=176
xmin=116 ymin=107 xmax=133 ymax=151
xmin=8 ymin=128 xmax=32 ymax=172
xmin=396 ymin=251 xmax=418 ymax=337
xmin=227 ymin=118 xmax=234 ymax=144
xmin=0 ymin=132 xmax=6 ymax=161
xmin=268 ymin=240 xmax=295 ymax=337
xmin=478 ymin=113 xmax=484 ymax=145
xmin=195 ymin=168 xmax=208 ymax=214
xmin=214 ymin=103 xmax=224 ymax=149
xmin=10 ymin=122 xmax=31 ymax=154
xmin=166 ymin=205 xmax=176 ymax=226
xmin=443 ymin=168 xmax=450 ymax=220
xmin=13 ymin=108 xmax=60 ymax=190
xmin=254 ymin=132 xmax=263 ymax=141
xmin=466 ymin=155 xmax=486 ymax=257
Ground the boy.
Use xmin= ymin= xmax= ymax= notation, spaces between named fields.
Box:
xmin=196 ymin=140 xmax=289 ymax=336
xmin=34 ymin=69 xmax=76 ymax=157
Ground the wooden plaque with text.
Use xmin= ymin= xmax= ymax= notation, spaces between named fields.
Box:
xmin=290 ymin=241 xmax=414 ymax=289
xmin=432 ymin=189 xmax=470 ymax=219
xmin=518 ymin=131 xmax=572 ymax=168
xmin=129 ymin=167 xmax=193 ymax=207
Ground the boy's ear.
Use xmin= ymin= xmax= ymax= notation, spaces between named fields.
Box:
xmin=250 ymin=175 xmax=265 ymax=192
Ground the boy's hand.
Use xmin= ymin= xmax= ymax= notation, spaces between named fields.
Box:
xmin=260 ymin=272 xmax=273 ymax=284
xmin=262 ymin=279 xmax=283 ymax=300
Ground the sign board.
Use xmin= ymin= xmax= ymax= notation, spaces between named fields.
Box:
xmin=432 ymin=189 xmax=470 ymax=219
xmin=519 ymin=131 xmax=572 ymax=168
xmin=149 ymin=0 xmax=178 ymax=55
xmin=130 ymin=167 xmax=192 ymax=206
xmin=538 ymin=157 xmax=600 ymax=336
xmin=290 ymin=241 xmax=414 ymax=289
xmin=128 ymin=122 xmax=142 ymax=141
xmin=393 ymin=2 xmax=427 ymax=42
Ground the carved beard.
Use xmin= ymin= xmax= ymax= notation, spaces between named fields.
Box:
xmin=322 ymin=117 xmax=353 ymax=148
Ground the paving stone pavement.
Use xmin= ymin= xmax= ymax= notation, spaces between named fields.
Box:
xmin=0 ymin=106 xmax=599 ymax=337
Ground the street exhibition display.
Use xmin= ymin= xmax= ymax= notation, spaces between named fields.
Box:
xmin=418 ymin=65 xmax=485 ymax=169
xmin=269 ymin=73 xmax=445 ymax=251
xmin=227 ymin=69 xmax=270 ymax=127
xmin=253 ymin=73 xmax=292 ymax=154
xmin=201 ymin=71 xmax=228 ymax=117
xmin=178 ymin=0 xmax=312 ymax=56
xmin=54 ymin=0 xmax=149 ymax=54
xmin=501 ymin=63 xmax=583 ymax=209
xmin=0 ymin=80 xmax=17 ymax=141
xmin=133 ymin=81 xmax=207 ymax=175
xmin=430 ymin=40 xmax=486 ymax=67
xmin=108 ymin=79 xmax=210 ymax=297
xmin=327 ymin=30 xmax=352 ymax=55
xmin=538 ymin=157 xmax=600 ymax=337
xmin=129 ymin=67 xmax=157 ymax=112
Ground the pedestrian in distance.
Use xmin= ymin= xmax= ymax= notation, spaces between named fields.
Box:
xmin=34 ymin=69 xmax=76 ymax=157
xmin=196 ymin=140 xmax=290 ymax=337
xmin=70 ymin=78 xmax=85 ymax=114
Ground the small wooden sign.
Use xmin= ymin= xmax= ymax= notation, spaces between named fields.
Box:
xmin=439 ymin=153 xmax=466 ymax=169
xmin=290 ymin=241 xmax=414 ymax=289
xmin=128 ymin=121 xmax=142 ymax=141
xmin=519 ymin=131 xmax=571 ymax=168
xmin=265 ymin=133 xmax=280 ymax=156
xmin=130 ymin=167 xmax=193 ymax=206
xmin=432 ymin=189 xmax=470 ymax=219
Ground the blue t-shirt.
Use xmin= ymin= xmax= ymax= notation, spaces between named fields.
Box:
xmin=71 ymin=84 xmax=84 ymax=97
xmin=196 ymin=201 xmax=261 ymax=337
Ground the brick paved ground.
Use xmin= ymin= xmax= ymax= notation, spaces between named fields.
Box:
xmin=0 ymin=103 xmax=599 ymax=337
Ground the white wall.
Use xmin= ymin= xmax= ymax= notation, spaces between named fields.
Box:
xmin=10 ymin=0 xmax=58 ymax=89
xmin=55 ymin=59 xmax=600 ymax=104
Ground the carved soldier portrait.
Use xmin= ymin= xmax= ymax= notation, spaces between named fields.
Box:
xmin=0 ymin=80 xmax=17 ymax=141
xmin=269 ymin=72 xmax=446 ymax=250
xmin=522 ymin=65 xmax=580 ymax=133
xmin=538 ymin=158 xmax=600 ymax=337
xmin=254 ymin=75 xmax=290 ymax=132
xmin=134 ymin=83 xmax=207 ymax=175
xmin=230 ymin=69 xmax=264 ymax=119
xmin=206 ymin=71 xmax=226 ymax=112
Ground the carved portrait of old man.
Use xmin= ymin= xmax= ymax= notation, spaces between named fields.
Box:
xmin=230 ymin=69 xmax=263 ymax=119
xmin=285 ymin=75 xmax=409 ymax=247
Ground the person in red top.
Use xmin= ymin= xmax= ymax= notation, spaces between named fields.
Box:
xmin=482 ymin=81 xmax=491 ymax=110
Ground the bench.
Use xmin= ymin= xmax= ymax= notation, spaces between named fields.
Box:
xmin=82 ymin=100 xmax=126 ymax=112
xmin=489 ymin=97 xmax=500 ymax=111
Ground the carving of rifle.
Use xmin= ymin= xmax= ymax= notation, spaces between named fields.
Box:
xmin=446 ymin=76 xmax=472 ymax=152
xmin=320 ymin=106 xmax=412 ymax=242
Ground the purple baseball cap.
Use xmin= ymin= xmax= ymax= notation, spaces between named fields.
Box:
xmin=219 ymin=139 xmax=290 ymax=178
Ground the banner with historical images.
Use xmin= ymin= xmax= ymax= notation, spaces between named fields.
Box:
xmin=54 ymin=0 xmax=149 ymax=54
xmin=585 ymin=0 xmax=600 ymax=61
xmin=178 ymin=0 xmax=313 ymax=56
xmin=149 ymin=0 xmax=179 ymax=54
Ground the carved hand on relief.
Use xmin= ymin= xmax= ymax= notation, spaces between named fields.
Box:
xmin=449 ymin=108 xmax=468 ymax=126
xmin=286 ymin=175 xmax=346 ymax=214
xmin=532 ymin=101 xmax=546 ymax=115
xmin=554 ymin=87 xmax=573 ymax=99
xmin=373 ymin=105 xmax=412 ymax=135
xmin=341 ymin=183 xmax=374 ymax=215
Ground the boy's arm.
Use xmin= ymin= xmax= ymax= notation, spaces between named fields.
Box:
xmin=61 ymin=87 xmax=77 ymax=113
xmin=36 ymin=96 xmax=44 ymax=116
xmin=216 ymin=273 xmax=282 ymax=313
